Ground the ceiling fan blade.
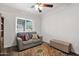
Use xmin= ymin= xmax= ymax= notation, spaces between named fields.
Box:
xmin=38 ymin=8 xmax=42 ymax=13
xmin=43 ymin=4 xmax=53 ymax=7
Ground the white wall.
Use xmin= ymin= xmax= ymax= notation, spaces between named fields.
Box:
xmin=0 ymin=4 xmax=41 ymax=48
xmin=42 ymin=4 xmax=79 ymax=54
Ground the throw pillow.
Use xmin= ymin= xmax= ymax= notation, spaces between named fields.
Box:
xmin=19 ymin=34 xmax=26 ymax=41
xmin=25 ymin=33 xmax=29 ymax=41
xmin=28 ymin=33 xmax=32 ymax=39
xmin=32 ymin=34 xmax=38 ymax=39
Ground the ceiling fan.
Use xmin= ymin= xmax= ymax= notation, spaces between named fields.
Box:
xmin=31 ymin=3 xmax=53 ymax=13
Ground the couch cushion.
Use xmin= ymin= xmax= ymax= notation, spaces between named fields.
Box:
xmin=23 ymin=39 xmax=33 ymax=45
xmin=23 ymin=39 xmax=41 ymax=45
xmin=17 ymin=32 xmax=30 ymax=41
xmin=18 ymin=33 xmax=26 ymax=41
xmin=17 ymin=32 xmax=37 ymax=41
xmin=17 ymin=32 xmax=25 ymax=37
xmin=28 ymin=32 xmax=37 ymax=39
xmin=32 ymin=39 xmax=41 ymax=43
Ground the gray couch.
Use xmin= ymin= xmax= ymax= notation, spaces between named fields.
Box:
xmin=16 ymin=32 xmax=43 ymax=51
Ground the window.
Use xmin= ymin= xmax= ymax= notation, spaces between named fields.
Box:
xmin=16 ymin=18 xmax=32 ymax=32
xmin=25 ymin=20 xmax=32 ymax=32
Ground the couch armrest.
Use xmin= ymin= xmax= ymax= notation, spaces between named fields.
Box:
xmin=38 ymin=36 xmax=43 ymax=40
xmin=17 ymin=37 xmax=23 ymax=43
xmin=16 ymin=37 xmax=23 ymax=50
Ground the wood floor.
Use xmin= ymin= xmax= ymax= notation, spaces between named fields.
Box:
xmin=0 ymin=43 xmax=78 ymax=56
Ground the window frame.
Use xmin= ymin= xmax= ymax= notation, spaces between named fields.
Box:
xmin=16 ymin=17 xmax=33 ymax=33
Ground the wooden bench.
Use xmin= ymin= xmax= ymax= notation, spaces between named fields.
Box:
xmin=50 ymin=39 xmax=71 ymax=53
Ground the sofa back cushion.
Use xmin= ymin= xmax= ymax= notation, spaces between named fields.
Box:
xmin=17 ymin=32 xmax=37 ymax=41
xmin=17 ymin=33 xmax=26 ymax=41
xmin=28 ymin=32 xmax=37 ymax=39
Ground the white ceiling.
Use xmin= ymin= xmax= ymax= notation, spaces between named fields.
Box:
xmin=0 ymin=3 xmax=72 ymax=15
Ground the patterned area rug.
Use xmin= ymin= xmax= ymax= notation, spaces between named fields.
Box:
xmin=17 ymin=43 xmax=65 ymax=56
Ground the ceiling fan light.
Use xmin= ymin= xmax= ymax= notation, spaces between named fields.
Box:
xmin=39 ymin=6 xmax=43 ymax=10
xmin=35 ymin=5 xmax=39 ymax=10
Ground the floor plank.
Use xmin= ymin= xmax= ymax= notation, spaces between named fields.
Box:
xmin=1 ymin=43 xmax=77 ymax=56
